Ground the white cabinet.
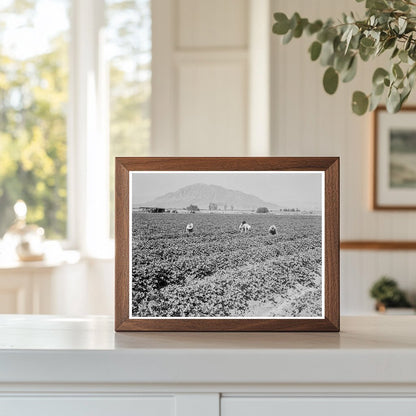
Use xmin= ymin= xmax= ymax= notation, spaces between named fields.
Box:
xmin=3 ymin=396 xmax=416 ymax=416
xmin=1 ymin=397 xmax=175 ymax=416
xmin=1 ymin=316 xmax=416 ymax=416
xmin=222 ymin=398 xmax=416 ymax=416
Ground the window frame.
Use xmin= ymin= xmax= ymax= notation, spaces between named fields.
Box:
xmin=67 ymin=0 xmax=111 ymax=257
xmin=1 ymin=0 xmax=158 ymax=258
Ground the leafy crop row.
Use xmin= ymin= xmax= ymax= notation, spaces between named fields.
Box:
xmin=131 ymin=212 xmax=322 ymax=317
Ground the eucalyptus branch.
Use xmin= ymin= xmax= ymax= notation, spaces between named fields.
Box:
xmin=272 ymin=0 xmax=416 ymax=115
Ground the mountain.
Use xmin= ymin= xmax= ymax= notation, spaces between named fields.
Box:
xmin=139 ymin=183 xmax=281 ymax=211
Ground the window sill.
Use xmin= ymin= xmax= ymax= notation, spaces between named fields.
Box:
xmin=0 ymin=249 xmax=81 ymax=271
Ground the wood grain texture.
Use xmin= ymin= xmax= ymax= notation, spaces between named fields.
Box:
xmin=115 ymin=160 xmax=130 ymax=330
xmin=341 ymin=241 xmax=416 ymax=250
xmin=373 ymin=106 xmax=416 ymax=210
xmin=115 ymin=157 xmax=340 ymax=332
xmin=324 ymin=158 xmax=340 ymax=331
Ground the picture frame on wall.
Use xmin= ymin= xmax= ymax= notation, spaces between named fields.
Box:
xmin=374 ymin=106 xmax=416 ymax=210
xmin=115 ymin=157 xmax=339 ymax=332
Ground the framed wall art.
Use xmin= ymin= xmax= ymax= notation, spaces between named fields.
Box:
xmin=115 ymin=157 xmax=339 ymax=331
xmin=374 ymin=106 xmax=416 ymax=210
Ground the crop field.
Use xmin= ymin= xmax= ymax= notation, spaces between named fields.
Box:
xmin=131 ymin=212 xmax=323 ymax=318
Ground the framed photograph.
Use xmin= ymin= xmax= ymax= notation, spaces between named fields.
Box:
xmin=374 ymin=106 xmax=416 ymax=209
xmin=115 ymin=157 xmax=339 ymax=332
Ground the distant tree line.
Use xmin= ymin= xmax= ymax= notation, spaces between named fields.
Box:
xmin=186 ymin=204 xmax=199 ymax=212
xmin=256 ymin=207 xmax=269 ymax=213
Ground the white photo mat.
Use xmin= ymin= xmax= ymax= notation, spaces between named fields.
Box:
xmin=128 ymin=171 xmax=325 ymax=319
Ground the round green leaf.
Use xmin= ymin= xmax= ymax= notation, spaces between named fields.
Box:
xmin=335 ymin=51 xmax=354 ymax=73
xmin=273 ymin=13 xmax=290 ymax=35
xmin=359 ymin=44 xmax=374 ymax=62
xmin=372 ymin=68 xmax=389 ymax=86
xmin=369 ymin=92 xmax=383 ymax=112
xmin=373 ymin=82 xmax=384 ymax=96
xmin=290 ymin=12 xmax=301 ymax=30
xmin=384 ymin=37 xmax=396 ymax=50
xmin=367 ymin=0 xmax=388 ymax=11
xmin=309 ymin=41 xmax=322 ymax=61
xmin=391 ymin=47 xmax=399 ymax=59
xmin=307 ymin=20 xmax=323 ymax=35
xmin=352 ymin=91 xmax=369 ymax=115
xmin=317 ymin=30 xmax=328 ymax=43
xmin=282 ymin=29 xmax=293 ymax=44
xmin=387 ymin=88 xmax=401 ymax=113
xmin=360 ymin=37 xmax=375 ymax=48
xmin=400 ymin=88 xmax=411 ymax=108
xmin=342 ymin=56 xmax=357 ymax=83
xmin=320 ymin=41 xmax=335 ymax=66
xmin=323 ymin=67 xmax=339 ymax=95
xmin=399 ymin=50 xmax=408 ymax=63
xmin=393 ymin=63 xmax=404 ymax=79
xmin=293 ymin=18 xmax=308 ymax=38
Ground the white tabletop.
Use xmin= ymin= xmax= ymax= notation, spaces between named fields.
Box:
xmin=0 ymin=315 xmax=415 ymax=386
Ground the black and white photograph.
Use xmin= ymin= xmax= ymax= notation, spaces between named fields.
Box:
xmin=129 ymin=171 xmax=324 ymax=319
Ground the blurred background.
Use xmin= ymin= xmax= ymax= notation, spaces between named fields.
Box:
xmin=0 ymin=0 xmax=415 ymax=316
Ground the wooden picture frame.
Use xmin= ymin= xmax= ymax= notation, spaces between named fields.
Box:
xmin=373 ymin=106 xmax=416 ymax=210
xmin=115 ymin=157 xmax=339 ymax=332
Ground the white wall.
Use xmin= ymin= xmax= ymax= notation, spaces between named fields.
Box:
xmin=152 ymin=0 xmax=416 ymax=314
xmin=152 ymin=0 xmax=270 ymax=157
xmin=271 ymin=0 xmax=416 ymax=313
xmin=51 ymin=0 xmax=416 ymax=316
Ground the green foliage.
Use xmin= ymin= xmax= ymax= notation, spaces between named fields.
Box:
xmin=369 ymin=276 xmax=412 ymax=307
xmin=272 ymin=0 xmax=416 ymax=115
xmin=273 ymin=13 xmax=290 ymax=35
xmin=0 ymin=0 xmax=151 ymax=238
xmin=352 ymin=90 xmax=369 ymax=114
xmin=309 ymin=41 xmax=322 ymax=61
xmin=323 ymin=67 xmax=339 ymax=94
xmin=0 ymin=4 xmax=69 ymax=238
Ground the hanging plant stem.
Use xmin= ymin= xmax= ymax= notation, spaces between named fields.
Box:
xmin=272 ymin=0 xmax=416 ymax=115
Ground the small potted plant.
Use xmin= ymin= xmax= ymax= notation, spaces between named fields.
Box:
xmin=370 ymin=276 xmax=414 ymax=313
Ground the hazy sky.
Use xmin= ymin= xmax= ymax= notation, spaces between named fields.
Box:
xmin=132 ymin=171 xmax=323 ymax=210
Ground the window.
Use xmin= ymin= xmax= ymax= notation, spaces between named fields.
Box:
xmin=0 ymin=0 xmax=151 ymax=251
xmin=0 ymin=0 xmax=70 ymax=239
xmin=106 ymin=0 xmax=151 ymax=237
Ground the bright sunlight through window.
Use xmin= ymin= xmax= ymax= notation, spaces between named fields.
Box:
xmin=0 ymin=0 xmax=151 ymax=244
xmin=0 ymin=0 xmax=70 ymax=239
